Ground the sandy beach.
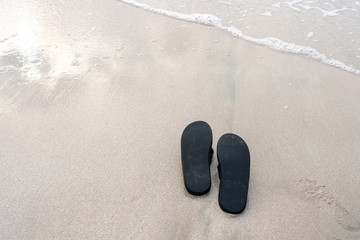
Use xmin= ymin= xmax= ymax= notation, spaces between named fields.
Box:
xmin=1 ymin=0 xmax=360 ymax=239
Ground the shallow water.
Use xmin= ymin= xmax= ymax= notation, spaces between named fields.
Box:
xmin=120 ymin=0 xmax=360 ymax=72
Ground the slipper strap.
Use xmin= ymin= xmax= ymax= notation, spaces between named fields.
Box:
xmin=208 ymin=148 xmax=214 ymax=165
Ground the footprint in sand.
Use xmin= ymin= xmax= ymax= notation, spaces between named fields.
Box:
xmin=295 ymin=179 xmax=360 ymax=232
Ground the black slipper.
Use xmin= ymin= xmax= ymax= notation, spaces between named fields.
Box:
xmin=181 ymin=121 xmax=213 ymax=196
xmin=217 ymin=133 xmax=250 ymax=214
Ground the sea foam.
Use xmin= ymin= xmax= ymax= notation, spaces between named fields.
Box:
xmin=119 ymin=0 xmax=360 ymax=75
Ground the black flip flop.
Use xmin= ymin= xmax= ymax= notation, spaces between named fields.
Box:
xmin=217 ymin=133 xmax=250 ymax=214
xmin=181 ymin=121 xmax=213 ymax=196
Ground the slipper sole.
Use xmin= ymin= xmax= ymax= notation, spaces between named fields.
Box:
xmin=181 ymin=121 xmax=213 ymax=196
xmin=217 ymin=133 xmax=250 ymax=214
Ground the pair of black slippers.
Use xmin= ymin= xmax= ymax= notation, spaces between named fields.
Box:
xmin=181 ymin=121 xmax=250 ymax=214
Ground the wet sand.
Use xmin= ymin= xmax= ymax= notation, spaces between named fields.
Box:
xmin=1 ymin=1 xmax=360 ymax=239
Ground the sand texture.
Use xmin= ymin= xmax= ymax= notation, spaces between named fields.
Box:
xmin=1 ymin=0 xmax=360 ymax=239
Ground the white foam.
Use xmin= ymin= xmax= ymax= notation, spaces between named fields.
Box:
xmin=119 ymin=0 xmax=360 ymax=75
xmin=119 ymin=0 xmax=223 ymax=26
xmin=298 ymin=4 xmax=358 ymax=17
xmin=218 ymin=1 xmax=231 ymax=6
xmin=30 ymin=58 xmax=41 ymax=64
xmin=306 ymin=32 xmax=314 ymax=38
xmin=273 ymin=2 xmax=281 ymax=8
xmin=285 ymin=0 xmax=303 ymax=11
xmin=71 ymin=59 xmax=80 ymax=66
xmin=262 ymin=11 xmax=272 ymax=16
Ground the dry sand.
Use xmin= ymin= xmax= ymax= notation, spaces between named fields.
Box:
xmin=0 ymin=1 xmax=360 ymax=239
